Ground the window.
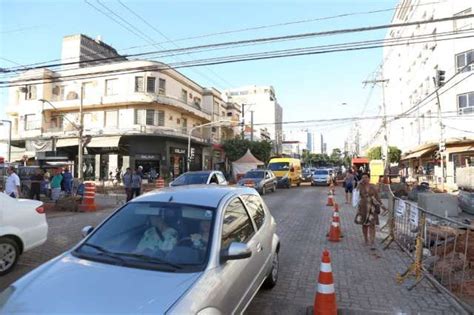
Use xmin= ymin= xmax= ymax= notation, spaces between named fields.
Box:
xmin=182 ymin=118 xmax=187 ymax=133
xmin=135 ymin=109 xmax=165 ymax=126
xmin=50 ymin=115 xmax=63 ymax=130
xmin=216 ymin=173 xmax=226 ymax=184
xmin=181 ymin=89 xmax=188 ymax=103
xmin=135 ymin=76 xmax=144 ymax=92
xmin=24 ymin=114 xmax=37 ymax=130
xmin=159 ymin=78 xmax=166 ymax=95
xmin=105 ymin=111 xmax=118 ymax=128
xmin=146 ymin=77 xmax=156 ymax=93
xmin=221 ymin=198 xmax=255 ymax=249
xmin=52 ymin=85 xmax=65 ymax=101
xmin=458 ymin=92 xmax=474 ymax=115
xmin=105 ymin=79 xmax=119 ymax=96
xmin=455 ymin=50 xmax=474 ymax=73
xmin=146 ymin=109 xmax=155 ymax=125
xmin=193 ymin=97 xmax=201 ymax=107
xmin=242 ymin=195 xmax=266 ymax=230
xmin=157 ymin=110 xmax=165 ymax=126
xmin=24 ymin=85 xmax=37 ymax=100
xmin=135 ymin=109 xmax=145 ymax=125
xmin=82 ymin=82 xmax=94 ymax=99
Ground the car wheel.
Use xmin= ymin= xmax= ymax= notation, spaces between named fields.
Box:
xmin=263 ymin=251 xmax=279 ymax=289
xmin=0 ymin=237 xmax=20 ymax=276
xmin=261 ymin=186 xmax=266 ymax=195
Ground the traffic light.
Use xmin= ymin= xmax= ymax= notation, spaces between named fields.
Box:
xmin=436 ymin=70 xmax=446 ymax=87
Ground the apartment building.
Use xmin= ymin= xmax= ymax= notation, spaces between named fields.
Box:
xmin=5 ymin=34 xmax=238 ymax=179
xmin=365 ymin=0 xmax=474 ymax=188
xmin=223 ymin=85 xmax=283 ymax=154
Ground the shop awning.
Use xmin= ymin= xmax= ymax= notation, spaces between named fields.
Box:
xmin=446 ymin=144 xmax=474 ymax=154
xmin=86 ymin=136 xmax=121 ymax=148
xmin=56 ymin=138 xmax=79 ymax=147
xmin=401 ymin=147 xmax=435 ymax=160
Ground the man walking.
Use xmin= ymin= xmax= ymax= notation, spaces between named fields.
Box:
xmin=62 ymin=167 xmax=73 ymax=195
xmin=123 ymin=168 xmax=132 ymax=202
xmin=5 ymin=166 xmax=21 ymax=198
xmin=30 ymin=169 xmax=43 ymax=200
xmin=131 ymin=168 xmax=142 ymax=200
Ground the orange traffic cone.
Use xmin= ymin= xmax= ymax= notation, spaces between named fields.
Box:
xmin=328 ymin=211 xmax=341 ymax=242
xmin=313 ymin=249 xmax=337 ymax=315
xmin=333 ymin=203 xmax=339 ymax=212
xmin=326 ymin=195 xmax=334 ymax=207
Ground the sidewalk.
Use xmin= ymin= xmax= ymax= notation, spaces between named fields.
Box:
xmin=43 ymin=193 xmax=124 ymax=218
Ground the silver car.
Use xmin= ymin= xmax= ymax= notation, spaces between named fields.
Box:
xmin=170 ymin=170 xmax=228 ymax=187
xmin=0 ymin=186 xmax=280 ymax=314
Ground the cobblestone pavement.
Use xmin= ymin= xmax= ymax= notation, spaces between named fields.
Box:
xmin=1 ymin=187 xmax=461 ymax=314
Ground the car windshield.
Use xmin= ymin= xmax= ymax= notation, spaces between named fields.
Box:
xmin=74 ymin=202 xmax=215 ymax=272
xmin=172 ymin=173 xmax=209 ymax=185
xmin=244 ymin=171 xmax=264 ymax=179
xmin=314 ymin=170 xmax=329 ymax=175
xmin=268 ymin=162 xmax=289 ymax=171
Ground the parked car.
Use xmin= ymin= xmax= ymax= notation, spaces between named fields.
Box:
xmin=268 ymin=157 xmax=302 ymax=188
xmin=0 ymin=186 xmax=280 ymax=314
xmin=169 ymin=170 xmax=228 ymax=187
xmin=302 ymin=168 xmax=313 ymax=182
xmin=311 ymin=169 xmax=331 ymax=186
xmin=0 ymin=192 xmax=48 ymax=276
xmin=238 ymin=169 xmax=277 ymax=195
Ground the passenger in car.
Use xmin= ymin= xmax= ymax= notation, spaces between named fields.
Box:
xmin=190 ymin=220 xmax=211 ymax=250
xmin=136 ymin=215 xmax=178 ymax=254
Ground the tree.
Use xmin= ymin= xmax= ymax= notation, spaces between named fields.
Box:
xmin=330 ymin=148 xmax=342 ymax=166
xmin=367 ymin=146 xmax=382 ymax=160
xmin=367 ymin=146 xmax=402 ymax=163
xmin=222 ymin=139 xmax=273 ymax=164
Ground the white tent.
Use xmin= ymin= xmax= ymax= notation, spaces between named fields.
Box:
xmin=232 ymin=149 xmax=264 ymax=179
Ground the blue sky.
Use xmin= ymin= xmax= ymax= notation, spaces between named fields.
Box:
xmin=0 ymin=0 xmax=398 ymax=150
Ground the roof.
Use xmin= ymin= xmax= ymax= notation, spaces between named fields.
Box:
xmin=131 ymin=185 xmax=257 ymax=208
xmin=401 ymin=147 xmax=436 ymax=160
xmin=233 ymin=149 xmax=264 ymax=165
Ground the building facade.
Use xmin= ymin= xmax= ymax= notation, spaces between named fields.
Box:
xmin=5 ymin=34 xmax=238 ymax=179
xmin=223 ymin=85 xmax=283 ymax=154
xmin=363 ymin=0 xmax=474 ymax=188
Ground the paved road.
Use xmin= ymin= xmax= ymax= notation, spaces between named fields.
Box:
xmin=2 ymin=186 xmax=459 ymax=314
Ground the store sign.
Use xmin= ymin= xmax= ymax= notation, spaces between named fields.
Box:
xmin=170 ymin=147 xmax=186 ymax=155
xmin=136 ymin=154 xmax=159 ymax=160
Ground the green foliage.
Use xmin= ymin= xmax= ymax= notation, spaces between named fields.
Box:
xmin=367 ymin=146 xmax=402 ymax=163
xmin=367 ymin=146 xmax=382 ymax=160
xmin=222 ymin=139 xmax=273 ymax=164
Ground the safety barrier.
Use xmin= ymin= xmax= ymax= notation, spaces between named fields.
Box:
xmin=382 ymin=184 xmax=474 ymax=313
xmin=79 ymin=181 xmax=97 ymax=212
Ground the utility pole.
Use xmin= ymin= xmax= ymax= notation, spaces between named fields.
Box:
xmin=433 ymin=70 xmax=446 ymax=191
xmin=363 ymin=78 xmax=390 ymax=179
xmin=250 ymin=110 xmax=254 ymax=142
xmin=78 ymin=84 xmax=84 ymax=180
xmin=241 ymin=103 xmax=245 ymax=139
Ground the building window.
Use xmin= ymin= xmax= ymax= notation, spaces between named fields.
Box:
xmin=157 ymin=110 xmax=165 ymax=126
xmin=82 ymin=82 xmax=94 ymax=99
xmin=105 ymin=111 xmax=118 ymax=128
xmin=193 ymin=97 xmax=201 ymax=107
xmin=181 ymin=89 xmax=188 ymax=103
xmin=135 ymin=109 xmax=165 ymax=126
xmin=105 ymin=79 xmax=119 ymax=96
xmin=182 ymin=118 xmax=187 ymax=133
xmin=147 ymin=77 xmax=156 ymax=93
xmin=52 ymin=85 xmax=65 ymax=101
xmin=135 ymin=76 xmax=144 ymax=92
xmin=24 ymin=85 xmax=37 ymax=100
xmin=24 ymin=114 xmax=37 ymax=130
xmin=50 ymin=115 xmax=63 ymax=130
xmin=458 ymin=92 xmax=474 ymax=115
xmin=146 ymin=109 xmax=155 ymax=125
xmin=456 ymin=50 xmax=474 ymax=73
xmin=159 ymin=78 xmax=166 ymax=95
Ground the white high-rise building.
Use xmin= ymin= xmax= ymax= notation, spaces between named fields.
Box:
xmin=224 ymin=85 xmax=283 ymax=154
xmin=363 ymin=0 xmax=474 ymax=188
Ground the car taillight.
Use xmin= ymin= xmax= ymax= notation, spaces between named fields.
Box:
xmin=36 ymin=206 xmax=45 ymax=214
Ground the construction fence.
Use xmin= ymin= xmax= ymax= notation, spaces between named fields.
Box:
xmin=382 ymin=184 xmax=474 ymax=313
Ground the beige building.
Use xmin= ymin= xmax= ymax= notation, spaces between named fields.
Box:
xmin=5 ymin=34 xmax=238 ymax=179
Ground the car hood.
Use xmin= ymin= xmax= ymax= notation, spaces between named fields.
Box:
xmin=0 ymin=254 xmax=202 ymax=314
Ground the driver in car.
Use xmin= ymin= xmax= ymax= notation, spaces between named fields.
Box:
xmin=136 ymin=215 xmax=178 ymax=254
xmin=190 ymin=220 xmax=211 ymax=250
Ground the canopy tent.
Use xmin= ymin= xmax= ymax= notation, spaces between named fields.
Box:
xmin=232 ymin=149 xmax=264 ymax=179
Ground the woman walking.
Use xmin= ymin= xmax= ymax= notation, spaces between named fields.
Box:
xmin=344 ymin=169 xmax=355 ymax=204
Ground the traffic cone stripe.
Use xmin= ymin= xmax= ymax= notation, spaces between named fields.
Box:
xmin=333 ymin=212 xmax=339 ymax=218
xmin=332 ymin=222 xmax=340 ymax=227
xmin=317 ymin=283 xmax=335 ymax=294
xmin=320 ymin=262 xmax=332 ymax=273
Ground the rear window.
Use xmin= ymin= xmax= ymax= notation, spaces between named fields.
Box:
xmin=314 ymin=170 xmax=329 ymax=175
xmin=172 ymin=173 xmax=209 ymax=185
xmin=244 ymin=171 xmax=264 ymax=178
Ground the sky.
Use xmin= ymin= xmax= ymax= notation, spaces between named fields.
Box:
xmin=0 ymin=0 xmax=398 ymax=152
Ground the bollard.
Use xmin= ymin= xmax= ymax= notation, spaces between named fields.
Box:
xmin=79 ymin=181 xmax=97 ymax=212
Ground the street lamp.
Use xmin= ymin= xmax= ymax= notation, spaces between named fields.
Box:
xmin=0 ymin=119 xmax=12 ymax=163
xmin=187 ymin=120 xmax=231 ymax=171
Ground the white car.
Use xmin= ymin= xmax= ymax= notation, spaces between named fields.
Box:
xmin=0 ymin=192 xmax=48 ymax=275
xmin=169 ymin=171 xmax=228 ymax=187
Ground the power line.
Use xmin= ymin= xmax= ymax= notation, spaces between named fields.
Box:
xmin=2 ymin=29 xmax=472 ymax=88
xmin=3 ymin=12 xmax=473 ymax=73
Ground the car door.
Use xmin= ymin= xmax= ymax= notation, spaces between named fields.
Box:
xmin=216 ymin=197 xmax=261 ymax=314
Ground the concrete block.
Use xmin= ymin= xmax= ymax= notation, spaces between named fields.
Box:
xmin=418 ymin=193 xmax=460 ymax=217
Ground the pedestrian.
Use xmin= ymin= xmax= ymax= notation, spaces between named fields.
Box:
xmin=5 ymin=166 xmax=21 ymax=198
xmin=29 ymin=169 xmax=43 ymax=201
xmin=123 ymin=168 xmax=132 ymax=202
xmin=150 ymin=168 xmax=157 ymax=182
xmin=131 ymin=169 xmax=142 ymax=199
xmin=62 ymin=167 xmax=73 ymax=195
xmin=355 ymin=172 xmax=384 ymax=250
xmin=115 ymin=168 xmax=121 ymax=183
xmin=51 ymin=168 xmax=63 ymax=202
xmin=343 ymin=169 xmax=355 ymax=204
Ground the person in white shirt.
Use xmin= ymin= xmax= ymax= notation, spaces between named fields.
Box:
xmin=5 ymin=166 xmax=21 ymax=198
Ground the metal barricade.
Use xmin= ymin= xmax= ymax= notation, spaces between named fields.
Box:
xmin=382 ymin=184 xmax=474 ymax=313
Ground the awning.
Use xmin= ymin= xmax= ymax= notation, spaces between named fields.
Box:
xmin=401 ymin=147 xmax=435 ymax=160
xmin=446 ymin=144 xmax=474 ymax=154
xmin=86 ymin=136 xmax=121 ymax=148
xmin=56 ymin=138 xmax=79 ymax=147
xmin=352 ymin=157 xmax=369 ymax=164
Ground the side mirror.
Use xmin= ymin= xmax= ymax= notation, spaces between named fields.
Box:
xmin=220 ymin=242 xmax=252 ymax=263
xmin=81 ymin=226 xmax=94 ymax=238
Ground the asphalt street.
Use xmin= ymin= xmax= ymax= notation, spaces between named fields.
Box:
xmin=1 ymin=185 xmax=459 ymax=314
